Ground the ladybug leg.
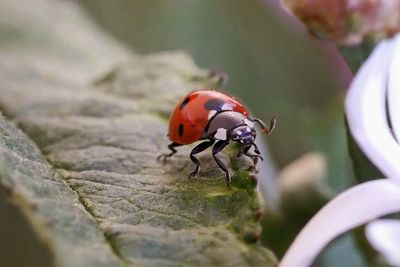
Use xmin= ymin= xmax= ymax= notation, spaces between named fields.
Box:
xmin=157 ymin=142 xmax=182 ymax=163
xmin=212 ymin=140 xmax=231 ymax=186
xmin=253 ymin=142 xmax=261 ymax=154
xmin=243 ymin=144 xmax=263 ymax=171
xmin=188 ymin=140 xmax=215 ymax=179
xmin=247 ymin=143 xmax=263 ymax=161
xmin=236 ymin=145 xmax=245 ymax=158
xmin=252 ymin=116 xmax=276 ymax=135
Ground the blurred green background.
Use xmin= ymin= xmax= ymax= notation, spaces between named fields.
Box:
xmin=79 ymin=1 xmax=363 ymax=266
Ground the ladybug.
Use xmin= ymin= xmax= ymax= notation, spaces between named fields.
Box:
xmin=158 ymin=89 xmax=276 ymax=185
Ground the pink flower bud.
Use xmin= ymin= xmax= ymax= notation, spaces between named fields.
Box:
xmin=283 ymin=0 xmax=400 ymax=45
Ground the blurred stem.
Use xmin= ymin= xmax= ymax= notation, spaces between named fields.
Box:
xmin=338 ymin=41 xmax=376 ymax=73
xmin=345 ymin=120 xmax=385 ymax=265
xmin=352 ymin=226 xmax=387 ymax=267
xmin=339 ymin=39 xmax=383 ymax=183
xmin=345 ymin=118 xmax=383 ymax=183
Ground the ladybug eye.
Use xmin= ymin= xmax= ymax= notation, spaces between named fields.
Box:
xmin=231 ymin=131 xmax=240 ymax=140
xmin=235 ymin=131 xmax=243 ymax=139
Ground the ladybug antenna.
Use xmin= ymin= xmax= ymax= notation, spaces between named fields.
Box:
xmin=253 ymin=116 xmax=276 ymax=135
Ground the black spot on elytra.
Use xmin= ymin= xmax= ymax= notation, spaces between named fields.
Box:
xmin=179 ymin=97 xmax=190 ymax=110
xmin=178 ymin=124 xmax=184 ymax=137
xmin=204 ymin=98 xmax=225 ymax=111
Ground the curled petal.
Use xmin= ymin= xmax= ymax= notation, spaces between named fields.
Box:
xmin=345 ymin=34 xmax=400 ymax=183
xmin=279 ymin=180 xmax=400 ymax=267
xmin=388 ymin=34 xmax=400 ymax=142
xmin=366 ymin=219 xmax=400 ymax=267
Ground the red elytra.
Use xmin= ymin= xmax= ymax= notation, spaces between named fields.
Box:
xmin=168 ymin=90 xmax=249 ymax=145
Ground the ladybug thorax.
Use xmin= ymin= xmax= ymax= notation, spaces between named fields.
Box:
xmin=206 ymin=111 xmax=256 ymax=143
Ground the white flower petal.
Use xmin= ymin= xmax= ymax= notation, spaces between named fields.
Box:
xmin=345 ymin=34 xmax=400 ymax=183
xmin=388 ymin=34 xmax=400 ymax=143
xmin=366 ymin=219 xmax=400 ymax=267
xmin=279 ymin=179 xmax=400 ymax=267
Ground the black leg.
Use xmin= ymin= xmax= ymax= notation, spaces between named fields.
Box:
xmin=188 ymin=140 xmax=215 ymax=179
xmin=157 ymin=142 xmax=182 ymax=163
xmin=236 ymin=145 xmax=245 ymax=158
xmin=212 ymin=140 xmax=231 ymax=186
xmin=252 ymin=142 xmax=261 ymax=155
xmin=243 ymin=144 xmax=263 ymax=171
xmin=252 ymin=116 xmax=276 ymax=134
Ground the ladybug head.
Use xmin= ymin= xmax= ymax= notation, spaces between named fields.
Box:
xmin=230 ymin=125 xmax=256 ymax=145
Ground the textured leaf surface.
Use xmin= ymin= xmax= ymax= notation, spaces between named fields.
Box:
xmin=0 ymin=0 xmax=276 ymax=266
xmin=0 ymin=114 xmax=122 ymax=267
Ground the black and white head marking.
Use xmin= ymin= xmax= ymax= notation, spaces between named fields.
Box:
xmin=213 ymin=128 xmax=228 ymax=140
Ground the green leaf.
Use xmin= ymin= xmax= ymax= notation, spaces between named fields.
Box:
xmin=0 ymin=114 xmax=123 ymax=267
xmin=0 ymin=0 xmax=276 ymax=266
